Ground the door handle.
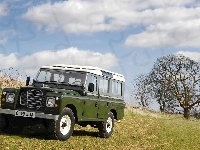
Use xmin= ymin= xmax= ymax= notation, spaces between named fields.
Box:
xmin=95 ymin=102 xmax=98 ymax=107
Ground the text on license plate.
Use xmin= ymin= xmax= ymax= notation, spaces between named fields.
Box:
xmin=15 ymin=110 xmax=35 ymax=118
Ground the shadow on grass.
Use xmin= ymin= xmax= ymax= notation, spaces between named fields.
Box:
xmin=0 ymin=125 xmax=98 ymax=140
xmin=72 ymin=130 xmax=98 ymax=137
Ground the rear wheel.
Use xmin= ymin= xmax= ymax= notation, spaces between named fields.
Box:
xmin=98 ymin=112 xmax=114 ymax=138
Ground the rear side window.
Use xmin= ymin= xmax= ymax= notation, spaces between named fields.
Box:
xmin=112 ymin=80 xmax=122 ymax=96
xmin=99 ymin=77 xmax=109 ymax=93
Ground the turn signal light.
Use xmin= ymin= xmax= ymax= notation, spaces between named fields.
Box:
xmin=54 ymin=104 xmax=58 ymax=107
xmin=1 ymin=98 xmax=5 ymax=101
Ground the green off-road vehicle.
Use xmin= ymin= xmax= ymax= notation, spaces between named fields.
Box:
xmin=0 ymin=64 xmax=125 ymax=141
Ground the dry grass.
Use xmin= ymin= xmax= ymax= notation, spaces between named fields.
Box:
xmin=0 ymin=111 xmax=200 ymax=150
xmin=0 ymin=68 xmax=25 ymax=107
xmin=0 ymin=69 xmax=200 ymax=149
xmin=0 ymin=68 xmax=25 ymax=90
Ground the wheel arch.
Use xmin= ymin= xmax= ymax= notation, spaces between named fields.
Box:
xmin=110 ymin=109 xmax=117 ymax=120
xmin=59 ymin=96 xmax=84 ymax=122
xmin=65 ymin=104 xmax=78 ymax=122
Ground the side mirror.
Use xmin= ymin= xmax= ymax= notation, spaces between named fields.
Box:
xmin=88 ymin=83 xmax=94 ymax=92
xmin=26 ymin=77 xmax=30 ymax=86
xmin=32 ymin=79 xmax=36 ymax=85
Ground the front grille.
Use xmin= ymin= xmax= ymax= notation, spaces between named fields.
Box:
xmin=20 ymin=89 xmax=45 ymax=109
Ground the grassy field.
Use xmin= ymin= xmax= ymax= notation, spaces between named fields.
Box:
xmin=1 ymin=68 xmax=199 ymax=149
xmin=0 ymin=109 xmax=200 ymax=150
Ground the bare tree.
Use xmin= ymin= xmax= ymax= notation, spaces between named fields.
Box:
xmin=149 ymin=54 xmax=200 ymax=119
xmin=151 ymin=81 xmax=180 ymax=113
xmin=132 ymin=74 xmax=152 ymax=108
xmin=133 ymin=73 xmax=178 ymax=112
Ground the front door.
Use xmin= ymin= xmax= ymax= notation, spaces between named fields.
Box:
xmin=97 ymin=97 xmax=108 ymax=119
xmin=83 ymin=95 xmax=98 ymax=119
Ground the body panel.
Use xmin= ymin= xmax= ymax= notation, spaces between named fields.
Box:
xmin=1 ymin=87 xmax=125 ymax=121
xmin=0 ymin=65 xmax=125 ymax=124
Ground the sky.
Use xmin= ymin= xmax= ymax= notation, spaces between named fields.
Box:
xmin=1 ymin=0 xmax=200 ymax=106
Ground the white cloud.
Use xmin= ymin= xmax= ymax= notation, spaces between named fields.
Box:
xmin=22 ymin=0 xmax=194 ymax=34
xmin=0 ymin=30 xmax=16 ymax=45
xmin=0 ymin=3 xmax=10 ymax=45
xmin=125 ymin=5 xmax=200 ymax=48
xmin=125 ymin=23 xmax=200 ymax=48
xmin=0 ymin=47 xmax=119 ymax=77
xmin=0 ymin=3 xmax=8 ymax=17
xmin=22 ymin=0 xmax=200 ymax=48
xmin=175 ymin=51 xmax=200 ymax=62
xmin=0 ymin=38 xmax=8 ymax=44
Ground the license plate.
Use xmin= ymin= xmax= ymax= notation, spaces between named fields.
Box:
xmin=15 ymin=110 xmax=35 ymax=118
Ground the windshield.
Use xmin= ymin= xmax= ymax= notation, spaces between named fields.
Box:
xmin=35 ymin=69 xmax=86 ymax=86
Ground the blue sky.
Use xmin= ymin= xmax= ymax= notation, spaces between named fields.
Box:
xmin=1 ymin=0 xmax=200 ymax=106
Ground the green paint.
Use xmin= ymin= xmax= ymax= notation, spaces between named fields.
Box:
xmin=0 ymin=87 xmax=125 ymax=122
xmin=0 ymin=66 xmax=125 ymax=130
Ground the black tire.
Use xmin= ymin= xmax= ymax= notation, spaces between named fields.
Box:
xmin=0 ymin=115 xmax=24 ymax=134
xmin=45 ymin=108 xmax=75 ymax=141
xmin=0 ymin=114 xmax=8 ymax=132
xmin=98 ymin=112 xmax=114 ymax=138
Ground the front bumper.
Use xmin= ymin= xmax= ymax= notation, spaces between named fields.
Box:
xmin=0 ymin=108 xmax=59 ymax=120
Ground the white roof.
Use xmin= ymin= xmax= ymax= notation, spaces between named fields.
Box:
xmin=41 ymin=64 xmax=125 ymax=82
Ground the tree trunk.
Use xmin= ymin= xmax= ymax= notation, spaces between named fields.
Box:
xmin=158 ymin=99 xmax=165 ymax=112
xmin=183 ymin=108 xmax=190 ymax=119
xmin=160 ymin=105 xmax=164 ymax=112
xmin=140 ymin=95 xmax=146 ymax=107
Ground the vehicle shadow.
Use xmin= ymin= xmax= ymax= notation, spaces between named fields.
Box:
xmin=0 ymin=125 xmax=99 ymax=140
xmin=72 ymin=130 xmax=98 ymax=137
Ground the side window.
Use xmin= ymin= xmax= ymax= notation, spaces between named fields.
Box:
xmin=91 ymin=75 xmax=97 ymax=92
xmin=99 ymin=77 xmax=109 ymax=94
xmin=104 ymin=79 xmax=108 ymax=93
xmin=87 ymin=74 xmax=97 ymax=92
xmin=118 ymin=82 xmax=122 ymax=96
xmin=99 ymin=78 xmax=104 ymax=93
xmin=112 ymin=80 xmax=122 ymax=97
xmin=112 ymin=80 xmax=117 ymax=94
xmin=93 ymin=76 xmax=97 ymax=91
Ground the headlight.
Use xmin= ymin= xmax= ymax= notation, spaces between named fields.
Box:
xmin=6 ymin=93 xmax=15 ymax=103
xmin=46 ymin=97 xmax=55 ymax=107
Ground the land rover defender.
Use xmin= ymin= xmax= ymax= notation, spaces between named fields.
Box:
xmin=0 ymin=65 xmax=125 ymax=141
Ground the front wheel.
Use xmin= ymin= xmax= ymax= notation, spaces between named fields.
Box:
xmin=98 ymin=112 xmax=114 ymax=138
xmin=45 ymin=108 xmax=75 ymax=141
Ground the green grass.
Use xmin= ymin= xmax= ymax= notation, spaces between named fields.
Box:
xmin=1 ymin=111 xmax=200 ymax=150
